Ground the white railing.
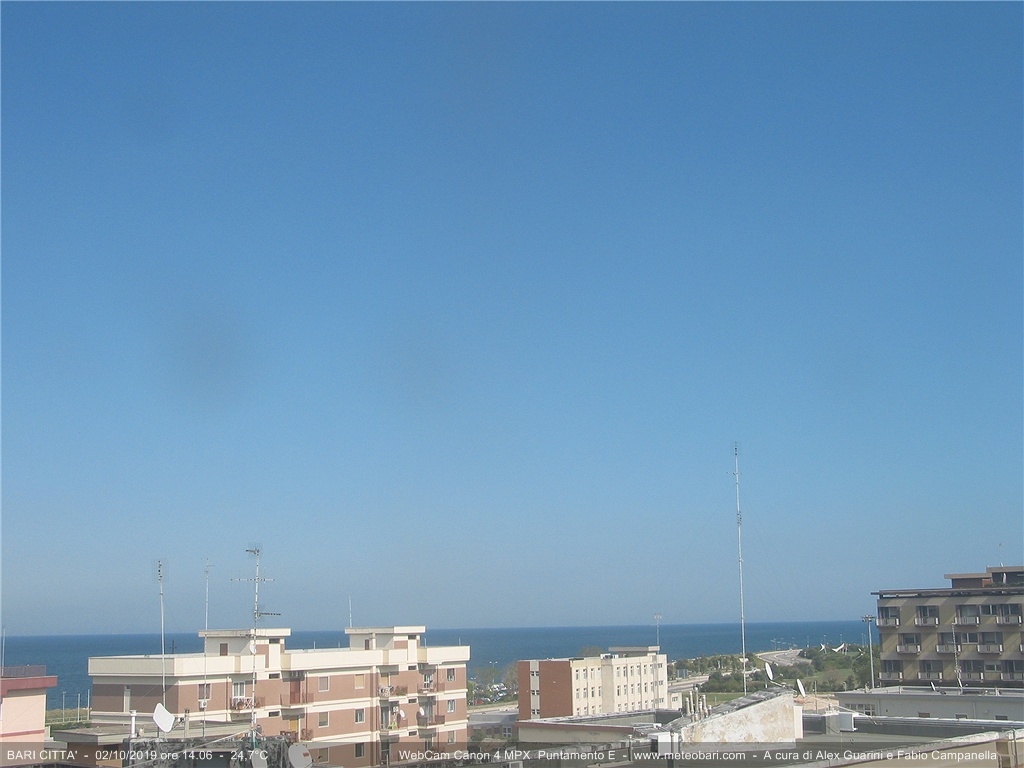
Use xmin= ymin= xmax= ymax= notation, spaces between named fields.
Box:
xmin=917 ymin=672 xmax=942 ymax=681
xmin=877 ymin=618 xmax=899 ymax=627
xmin=896 ymin=644 xmax=921 ymax=654
xmin=996 ymin=615 xmax=1022 ymax=625
xmin=977 ymin=644 xmax=1003 ymax=654
xmin=935 ymin=644 xmax=960 ymax=654
xmin=955 ymin=616 xmax=980 ymax=625
xmin=916 ymin=617 xmax=939 ymax=626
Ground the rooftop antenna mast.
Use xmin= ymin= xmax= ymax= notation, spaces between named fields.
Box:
xmin=734 ymin=444 xmax=748 ymax=694
xmin=348 ymin=595 xmax=353 ymax=629
xmin=202 ymin=559 xmax=213 ymax=737
xmin=158 ymin=560 xmax=167 ymax=706
xmin=238 ymin=548 xmax=279 ymax=742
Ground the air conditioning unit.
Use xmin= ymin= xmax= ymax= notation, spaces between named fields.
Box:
xmin=198 ymin=699 xmax=209 ymax=710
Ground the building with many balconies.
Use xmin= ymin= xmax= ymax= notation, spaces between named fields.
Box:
xmin=874 ymin=566 xmax=1023 ymax=688
xmin=88 ymin=626 xmax=469 ymax=767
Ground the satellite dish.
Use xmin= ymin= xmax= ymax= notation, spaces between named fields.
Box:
xmin=288 ymin=744 xmax=313 ymax=768
xmin=418 ymin=707 xmax=426 ymax=717
xmin=764 ymin=662 xmax=774 ymax=681
xmin=250 ymin=640 xmax=257 ymax=654
xmin=152 ymin=703 xmax=175 ymax=733
xmin=930 ymin=682 xmax=938 ymax=692
xmin=252 ymin=752 xmax=268 ymax=768
xmin=796 ymin=679 xmax=806 ymax=697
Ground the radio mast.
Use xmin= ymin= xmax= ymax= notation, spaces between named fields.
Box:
xmin=734 ymin=445 xmax=748 ymax=694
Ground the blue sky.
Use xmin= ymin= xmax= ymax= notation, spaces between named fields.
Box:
xmin=2 ymin=3 xmax=1021 ymax=635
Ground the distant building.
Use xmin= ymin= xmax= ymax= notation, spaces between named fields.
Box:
xmin=874 ymin=565 xmax=1024 ymax=688
xmin=88 ymin=626 xmax=469 ymax=767
xmin=517 ymin=646 xmax=668 ymax=720
xmin=0 ymin=665 xmax=58 ymax=761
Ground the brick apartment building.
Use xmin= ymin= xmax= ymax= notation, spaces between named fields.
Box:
xmin=874 ymin=565 xmax=1024 ymax=688
xmin=89 ymin=626 xmax=469 ymax=767
xmin=517 ymin=646 xmax=668 ymax=720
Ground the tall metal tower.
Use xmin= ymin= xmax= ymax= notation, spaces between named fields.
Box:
xmin=734 ymin=445 xmax=747 ymax=695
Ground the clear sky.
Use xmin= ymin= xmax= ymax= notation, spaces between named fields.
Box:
xmin=2 ymin=3 xmax=1021 ymax=636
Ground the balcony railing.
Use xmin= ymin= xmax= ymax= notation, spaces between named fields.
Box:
xmin=955 ymin=616 xmax=980 ymax=625
xmin=896 ymin=644 xmax=921 ymax=654
xmin=231 ymin=696 xmax=265 ymax=710
xmin=915 ymin=617 xmax=939 ymax=626
xmin=280 ymin=692 xmax=312 ymax=706
xmin=378 ymin=685 xmax=408 ymax=699
xmin=996 ymin=615 xmax=1023 ymax=625
xmin=935 ymin=644 xmax=960 ymax=654
xmin=0 ymin=666 xmax=47 ymax=679
xmin=877 ymin=617 xmax=899 ymax=627
xmin=961 ymin=672 xmax=984 ymax=681
xmin=1001 ymin=672 xmax=1024 ymax=681
xmin=300 ymin=729 xmax=313 ymax=741
xmin=977 ymin=644 xmax=1003 ymax=654
xmin=917 ymin=672 xmax=942 ymax=681
xmin=879 ymin=672 xmax=903 ymax=681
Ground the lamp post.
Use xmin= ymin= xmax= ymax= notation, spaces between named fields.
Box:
xmin=861 ymin=615 xmax=876 ymax=689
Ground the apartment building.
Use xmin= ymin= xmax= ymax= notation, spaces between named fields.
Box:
xmin=0 ymin=665 xmax=58 ymax=761
xmin=517 ymin=646 xmax=668 ymax=720
xmin=874 ymin=566 xmax=1024 ymax=688
xmin=89 ymin=626 xmax=469 ymax=767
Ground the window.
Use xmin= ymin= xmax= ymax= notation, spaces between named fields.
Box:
xmin=233 ymin=681 xmax=246 ymax=699
xmin=319 ymin=712 xmax=329 ymax=728
xmin=354 ymin=674 xmax=365 ymax=689
xmin=319 ymin=676 xmax=330 ymax=692
xmin=198 ymin=683 xmax=211 ymax=699
xmin=447 ymin=699 xmax=456 ymax=713
xmin=355 ymin=709 xmax=365 ymax=723
xmin=448 ymin=731 xmax=457 ymax=743
xmin=447 ymin=668 xmax=456 ymax=682
xmin=355 ymin=745 xmax=365 ymax=758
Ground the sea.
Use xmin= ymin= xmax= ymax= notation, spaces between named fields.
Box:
xmin=3 ymin=621 xmax=867 ymax=711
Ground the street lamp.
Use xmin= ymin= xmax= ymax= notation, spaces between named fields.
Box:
xmin=861 ymin=615 xmax=876 ymax=689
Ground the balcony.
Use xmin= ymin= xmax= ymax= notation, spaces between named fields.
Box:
xmin=977 ymin=644 xmax=1003 ymax=654
xmin=996 ymin=615 xmax=1022 ymax=625
xmin=1001 ymin=672 xmax=1024 ymax=681
xmin=879 ymin=672 xmax=903 ymax=681
xmin=961 ymin=672 xmax=984 ymax=681
xmin=955 ymin=616 xmax=980 ymax=626
xmin=280 ymin=692 xmax=312 ymax=707
xmin=917 ymin=672 xmax=942 ymax=681
xmin=915 ymin=617 xmax=939 ymax=626
xmin=877 ymin=617 xmax=899 ymax=627
xmin=896 ymin=644 xmax=921 ymax=654
xmin=300 ymin=729 xmax=313 ymax=741
xmin=378 ymin=685 xmax=408 ymax=699
xmin=230 ymin=696 xmax=265 ymax=710
xmin=935 ymin=644 xmax=960 ymax=654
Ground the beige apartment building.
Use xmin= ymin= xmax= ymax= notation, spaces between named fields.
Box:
xmin=0 ymin=665 xmax=58 ymax=763
xmin=874 ymin=565 xmax=1024 ymax=688
xmin=517 ymin=646 xmax=668 ymax=720
xmin=89 ymin=626 xmax=469 ymax=767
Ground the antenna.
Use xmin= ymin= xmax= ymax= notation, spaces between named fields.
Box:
xmin=349 ymin=595 xmax=353 ymax=629
xmin=235 ymin=548 xmax=280 ymax=742
xmin=203 ymin=559 xmax=213 ymax=738
xmin=158 ymin=560 xmax=167 ymax=707
xmin=654 ymin=613 xmax=662 ymax=648
xmin=734 ymin=444 xmax=747 ymax=694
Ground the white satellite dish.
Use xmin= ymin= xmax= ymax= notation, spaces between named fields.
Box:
xmin=398 ymin=709 xmax=406 ymax=720
xmin=418 ymin=707 xmax=426 ymax=717
xmin=764 ymin=662 xmax=774 ymax=681
xmin=252 ymin=752 xmax=268 ymax=768
xmin=152 ymin=703 xmax=175 ymax=733
xmin=288 ymin=744 xmax=313 ymax=768
xmin=930 ymin=682 xmax=938 ymax=692
xmin=796 ymin=679 xmax=806 ymax=697
xmin=250 ymin=640 xmax=257 ymax=654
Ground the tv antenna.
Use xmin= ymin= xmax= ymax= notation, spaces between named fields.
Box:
xmin=157 ymin=560 xmax=167 ymax=706
xmin=235 ymin=548 xmax=280 ymax=742
xmin=654 ymin=613 xmax=663 ymax=648
xmin=734 ymin=444 xmax=748 ymax=694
